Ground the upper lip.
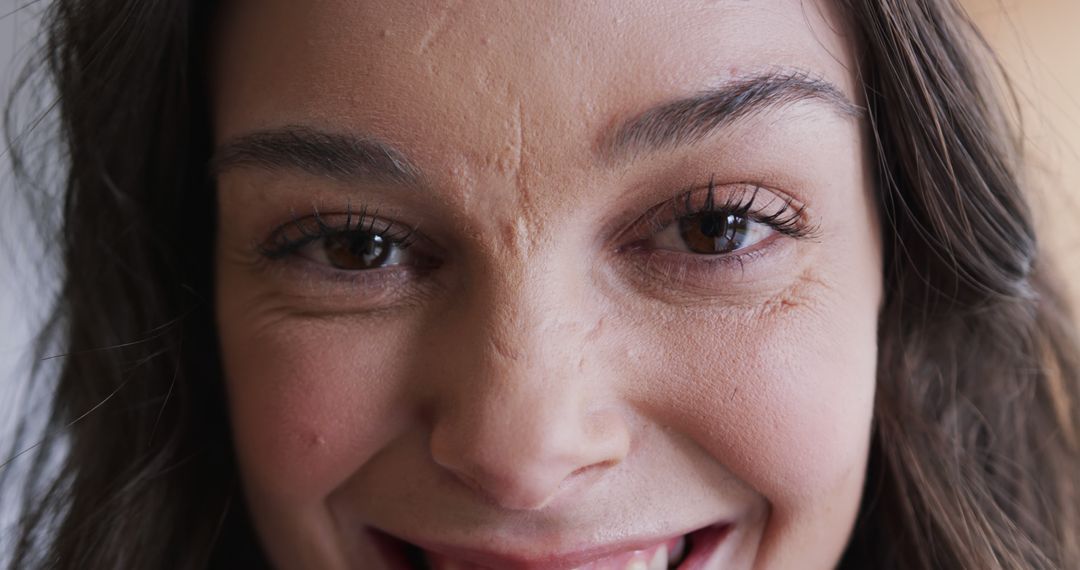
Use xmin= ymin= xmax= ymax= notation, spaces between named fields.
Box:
xmin=372 ymin=522 xmax=725 ymax=570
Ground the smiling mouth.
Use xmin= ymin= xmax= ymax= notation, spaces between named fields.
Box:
xmin=369 ymin=523 xmax=732 ymax=570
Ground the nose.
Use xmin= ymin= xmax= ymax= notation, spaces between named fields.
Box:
xmin=426 ymin=279 xmax=631 ymax=511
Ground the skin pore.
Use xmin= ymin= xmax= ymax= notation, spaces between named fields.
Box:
xmin=211 ymin=1 xmax=882 ymax=568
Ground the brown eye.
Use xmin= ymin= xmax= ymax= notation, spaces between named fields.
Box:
xmin=677 ymin=212 xmax=751 ymax=254
xmin=323 ymin=232 xmax=393 ymax=270
xmin=651 ymin=211 xmax=773 ymax=255
xmin=259 ymin=212 xmax=442 ymax=277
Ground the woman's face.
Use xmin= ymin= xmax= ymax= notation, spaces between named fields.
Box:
xmin=213 ymin=1 xmax=881 ymax=568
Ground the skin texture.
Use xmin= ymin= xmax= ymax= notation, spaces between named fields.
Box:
xmin=212 ymin=1 xmax=882 ymax=568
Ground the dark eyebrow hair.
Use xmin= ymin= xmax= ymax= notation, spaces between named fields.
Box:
xmin=601 ymin=70 xmax=863 ymax=164
xmin=210 ymin=125 xmax=423 ymax=185
xmin=211 ymin=71 xmax=858 ymax=182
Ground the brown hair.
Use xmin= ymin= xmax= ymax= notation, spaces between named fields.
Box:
xmin=3 ymin=0 xmax=1078 ymax=568
xmin=837 ymin=1 xmax=1080 ymax=568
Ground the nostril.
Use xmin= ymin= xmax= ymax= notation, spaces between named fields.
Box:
xmin=569 ymin=458 xmax=618 ymax=478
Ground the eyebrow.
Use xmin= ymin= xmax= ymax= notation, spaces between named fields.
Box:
xmin=210 ymin=126 xmax=423 ymax=185
xmin=600 ymin=69 xmax=862 ymax=164
xmin=210 ymin=70 xmax=861 ymax=183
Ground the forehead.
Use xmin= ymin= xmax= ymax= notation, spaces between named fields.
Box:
xmin=212 ymin=0 xmax=859 ymax=151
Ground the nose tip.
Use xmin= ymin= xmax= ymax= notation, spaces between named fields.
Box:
xmin=425 ymin=265 xmax=631 ymax=510
xmin=429 ymin=398 xmax=631 ymax=510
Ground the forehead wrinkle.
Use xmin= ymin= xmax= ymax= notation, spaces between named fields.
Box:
xmin=492 ymin=93 xmax=548 ymax=263
xmin=413 ymin=0 xmax=459 ymax=56
xmin=509 ymin=98 xmax=538 ymax=257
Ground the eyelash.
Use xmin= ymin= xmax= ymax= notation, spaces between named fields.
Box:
xmin=258 ymin=203 xmax=420 ymax=261
xmin=639 ymin=176 xmax=812 ymax=241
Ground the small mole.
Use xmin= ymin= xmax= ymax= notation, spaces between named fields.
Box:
xmin=300 ymin=432 xmax=327 ymax=449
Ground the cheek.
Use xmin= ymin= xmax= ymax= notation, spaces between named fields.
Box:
xmin=626 ymin=269 xmax=879 ymax=512
xmin=217 ymin=295 xmax=417 ymax=506
xmin=743 ymin=307 xmax=876 ymax=504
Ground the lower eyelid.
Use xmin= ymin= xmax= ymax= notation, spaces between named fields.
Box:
xmin=638 ymin=247 xmax=766 ymax=276
xmin=621 ymin=230 xmax=791 ymax=286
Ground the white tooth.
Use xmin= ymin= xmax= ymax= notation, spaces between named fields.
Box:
xmin=626 ymin=560 xmax=648 ymax=570
xmin=649 ymin=545 xmax=668 ymax=570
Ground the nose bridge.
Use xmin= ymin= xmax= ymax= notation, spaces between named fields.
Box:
xmin=427 ymin=261 xmax=629 ymax=510
xmin=479 ymin=255 xmax=578 ymax=366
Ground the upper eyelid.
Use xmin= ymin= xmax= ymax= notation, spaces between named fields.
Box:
xmin=637 ymin=182 xmax=816 ymax=240
xmin=257 ymin=211 xmax=420 ymax=260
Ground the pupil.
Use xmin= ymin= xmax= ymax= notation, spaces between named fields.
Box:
xmin=679 ymin=213 xmax=746 ymax=254
xmin=700 ymin=215 xmax=728 ymax=238
xmin=353 ymin=234 xmax=388 ymax=264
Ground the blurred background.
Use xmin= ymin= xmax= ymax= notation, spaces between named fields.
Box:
xmin=965 ymin=0 xmax=1080 ymax=302
xmin=0 ymin=0 xmax=1078 ymax=557
xmin=0 ymin=0 xmax=46 ymax=557
xmin=0 ymin=2 xmax=41 ymax=410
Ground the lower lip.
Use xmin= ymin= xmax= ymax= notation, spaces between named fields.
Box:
xmin=368 ymin=523 xmax=734 ymax=570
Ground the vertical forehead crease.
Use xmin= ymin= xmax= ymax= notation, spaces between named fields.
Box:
xmin=414 ymin=0 xmax=459 ymax=55
xmin=599 ymin=69 xmax=863 ymax=165
xmin=210 ymin=126 xmax=423 ymax=184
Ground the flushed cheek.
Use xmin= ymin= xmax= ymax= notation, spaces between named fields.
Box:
xmin=751 ymin=367 xmax=873 ymax=508
xmin=628 ymin=300 xmax=875 ymax=568
xmin=733 ymin=321 xmax=875 ymax=501
xmin=679 ymin=349 xmax=871 ymax=496
xmin=218 ymin=310 xmax=416 ymax=505
xmin=625 ymin=283 xmax=877 ymax=502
